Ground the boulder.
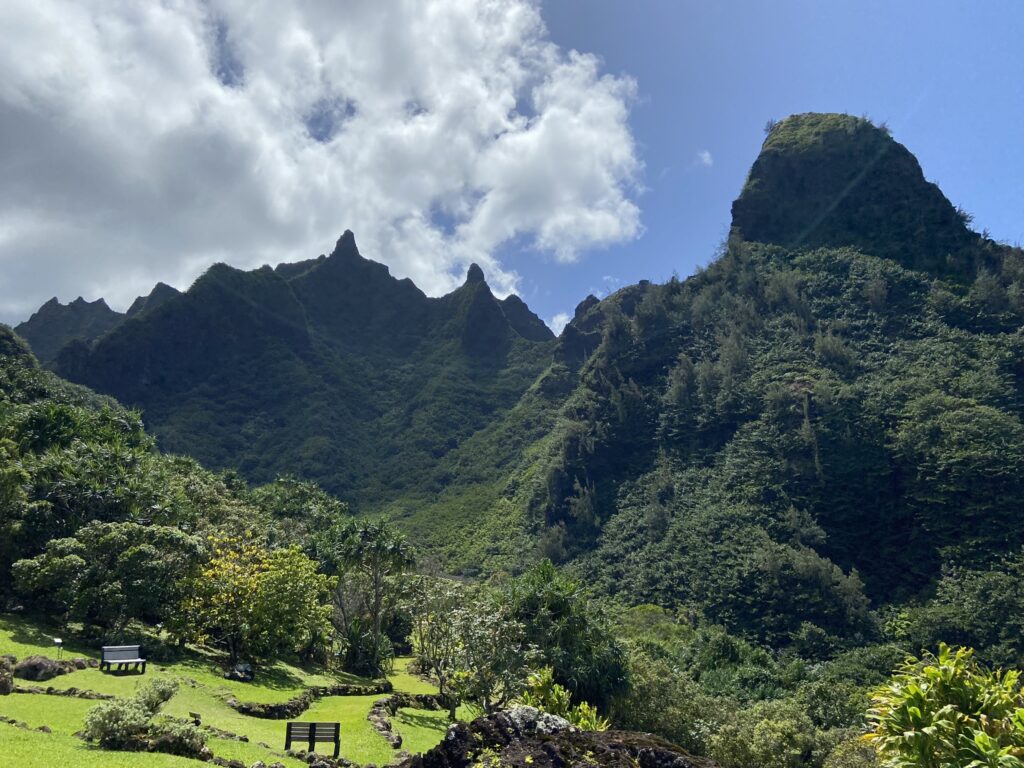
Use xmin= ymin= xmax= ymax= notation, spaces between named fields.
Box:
xmin=13 ymin=655 xmax=76 ymax=682
xmin=224 ymin=663 xmax=255 ymax=683
xmin=0 ymin=656 xmax=12 ymax=695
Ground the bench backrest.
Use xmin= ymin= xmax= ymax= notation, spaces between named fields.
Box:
xmin=101 ymin=645 xmax=142 ymax=661
xmin=286 ymin=722 xmax=340 ymax=742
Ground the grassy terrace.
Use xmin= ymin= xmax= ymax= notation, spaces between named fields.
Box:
xmin=0 ymin=615 xmax=453 ymax=767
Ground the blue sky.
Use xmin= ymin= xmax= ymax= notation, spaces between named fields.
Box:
xmin=1 ymin=1 xmax=1021 ymax=330
xmin=520 ymin=0 xmax=1024 ymax=328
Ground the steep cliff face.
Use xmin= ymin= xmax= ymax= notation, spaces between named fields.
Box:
xmin=15 ymin=115 xmax=1024 ymax=646
xmin=125 ymin=282 xmax=182 ymax=318
xmin=731 ymin=113 xmax=979 ymax=275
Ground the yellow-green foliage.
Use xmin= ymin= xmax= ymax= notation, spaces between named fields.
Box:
xmin=518 ymin=667 xmax=610 ymax=731
xmin=179 ymin=535 xmax=335 ymax=664
xmin=867 ymin=644 xmax=1024 ymax=768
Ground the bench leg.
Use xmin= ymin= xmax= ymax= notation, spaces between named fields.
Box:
xmin=285 ymin=735 xmax=292 ymax=752
xmin=334 ymin=740 xmax=340 ymax=759
xmin=140 ymin=662 xmax=146 ymax=674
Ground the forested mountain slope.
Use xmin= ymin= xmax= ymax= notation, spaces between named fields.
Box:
xmin=49 ymin=232 xmax=554 ymax=507
xmin=387 ymin=114 xmax=1024 ymax=649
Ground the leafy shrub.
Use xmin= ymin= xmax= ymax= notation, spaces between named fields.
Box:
xmin=82 ymin=678 xmax=180 ymax=749
xmin=797 ymin=678 xmax=866 ymax=730
xmin=823 ymin=737 xmax=879 ymax=768
xmin=867 ymin=644 xmax=1024 ymax=768
xmin=610 ymin=647 xmax=723 ymax=755
xmin=83 ymin=697 xmax=151 ymax=748
xmin=519 ymin=667 xmax=610 ymax=731
xmin=502 ymin=561 xmax=628 ymax=709
xmin=147 ymin=718 xmax=207 ymax=757
xmin=709 ymin=698 xmax=819 ymax=768
xmin=135 ymin=678 xmax=179 ymax=715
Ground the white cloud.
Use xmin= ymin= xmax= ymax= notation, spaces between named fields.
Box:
xmin=548 ymin=311 xmax=571 ymax=334
xmin=0 ymin=0 xmax=642 ymax=322
xmin=697 ymin=149 xmax=713 ymax=167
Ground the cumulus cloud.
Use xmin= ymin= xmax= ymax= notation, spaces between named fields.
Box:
xmin=0 ymin=0 xmax=642 ymax=322
xmin=696 ymin=149 xmax=713 ymax=167
xmin=548 ymin=311 xmax=571 ymax=334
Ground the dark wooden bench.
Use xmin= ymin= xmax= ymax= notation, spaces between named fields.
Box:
xmin=100 ymin=645 xmax=146 ymax=674
xmin=285 ymin=721 xmax=340 ymax=758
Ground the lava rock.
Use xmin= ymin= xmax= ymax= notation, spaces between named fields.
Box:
xmin=13 ymin=655 xmax=77 ymax=682
xmin=224 ymin=663 xmax=255 ymax=683
xmin=397 ymin=706 xmax=718 ymax=768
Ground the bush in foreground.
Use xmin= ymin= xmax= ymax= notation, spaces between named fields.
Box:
xmin=82 ymin=677 xmax=206 ymax=757
xmin=867 ymin=644 xmax=1024 ymax=768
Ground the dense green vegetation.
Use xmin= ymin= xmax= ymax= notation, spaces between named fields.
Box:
xmin=5 ymin=112 xmax=1024 ymax=768
xmin=45 ymin=233 xmax=553 ymax=517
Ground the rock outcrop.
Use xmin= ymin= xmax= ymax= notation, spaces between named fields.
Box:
xmin=397 ymin=706 xmax=717 ymax=768
xmin=731 ymin=112 xmax=978 ymax=276
xmin=13 ymin=654 xmax=93 ymax=682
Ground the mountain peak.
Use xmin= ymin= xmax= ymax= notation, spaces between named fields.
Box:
xmin=126 ymin=281 xmax=182 ymax=318
xmin=731 ymin=112 xmax=977 ymax=275
xmin=15 ymin=294 xmax=124 ymax=364
xmin=328 ymin=230 xmax=360 ymax=261
xmin=338 ymin=229 xmax=357 ymax=248
xmin=465 ymin=263 xmax=486 ymax=285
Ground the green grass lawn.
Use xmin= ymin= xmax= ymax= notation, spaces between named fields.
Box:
xmin=393 ymin=706 xmax=471 ymax=757
xmin=303 ymin=694 xmax=394 ymax=765
xmin=0 ymin=693 xmax=96 ymax=733
xmin=0 ymin=729 xmax=202 ymax=768
xmin=0 ymin=692 xmax=305 ymax=768
xmin=1 ymin=616 xmax=457 ymax=766
xmin=0 ymin=614 xmax=96 ymax=661
xmin=389 ymin=657 xmax=438 ymax=695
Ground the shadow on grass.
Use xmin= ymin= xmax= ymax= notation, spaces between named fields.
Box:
xmin=394 ymin=709 xmax=448 ymax=732
xmin=173 ymin=657 xmax=306 ymax=692
xmin=96 ymin=667 xmax=147 ymax=677
xmin=4 ymin=616 xmax=96 ymax=658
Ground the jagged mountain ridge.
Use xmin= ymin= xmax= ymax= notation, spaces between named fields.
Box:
xmin=48 ymin=231 xmax=554 ymax=508
xmin=15 ymin=283 xmax=183 ymax=364
xmin=15 ymin=296 xmax=123 ymax=364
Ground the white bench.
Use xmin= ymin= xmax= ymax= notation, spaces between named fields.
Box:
xmin=100 ymin=645 xmax=146 ymax=674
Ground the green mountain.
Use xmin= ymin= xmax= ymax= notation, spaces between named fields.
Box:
xmin=17 ymin=113 xmax=1024 ymax=652
xmin=468 ymin=112 xmax=1024 ymax=641
xmin=14 ymin=296 xmax=124 ymax=364
xmin=380 ymin=113 xmax=1024 ymax=647
xmin=50 ymin=231 xmax=554 ymax=509
xmin=14 ymin=283 xmax=183 ymax=365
